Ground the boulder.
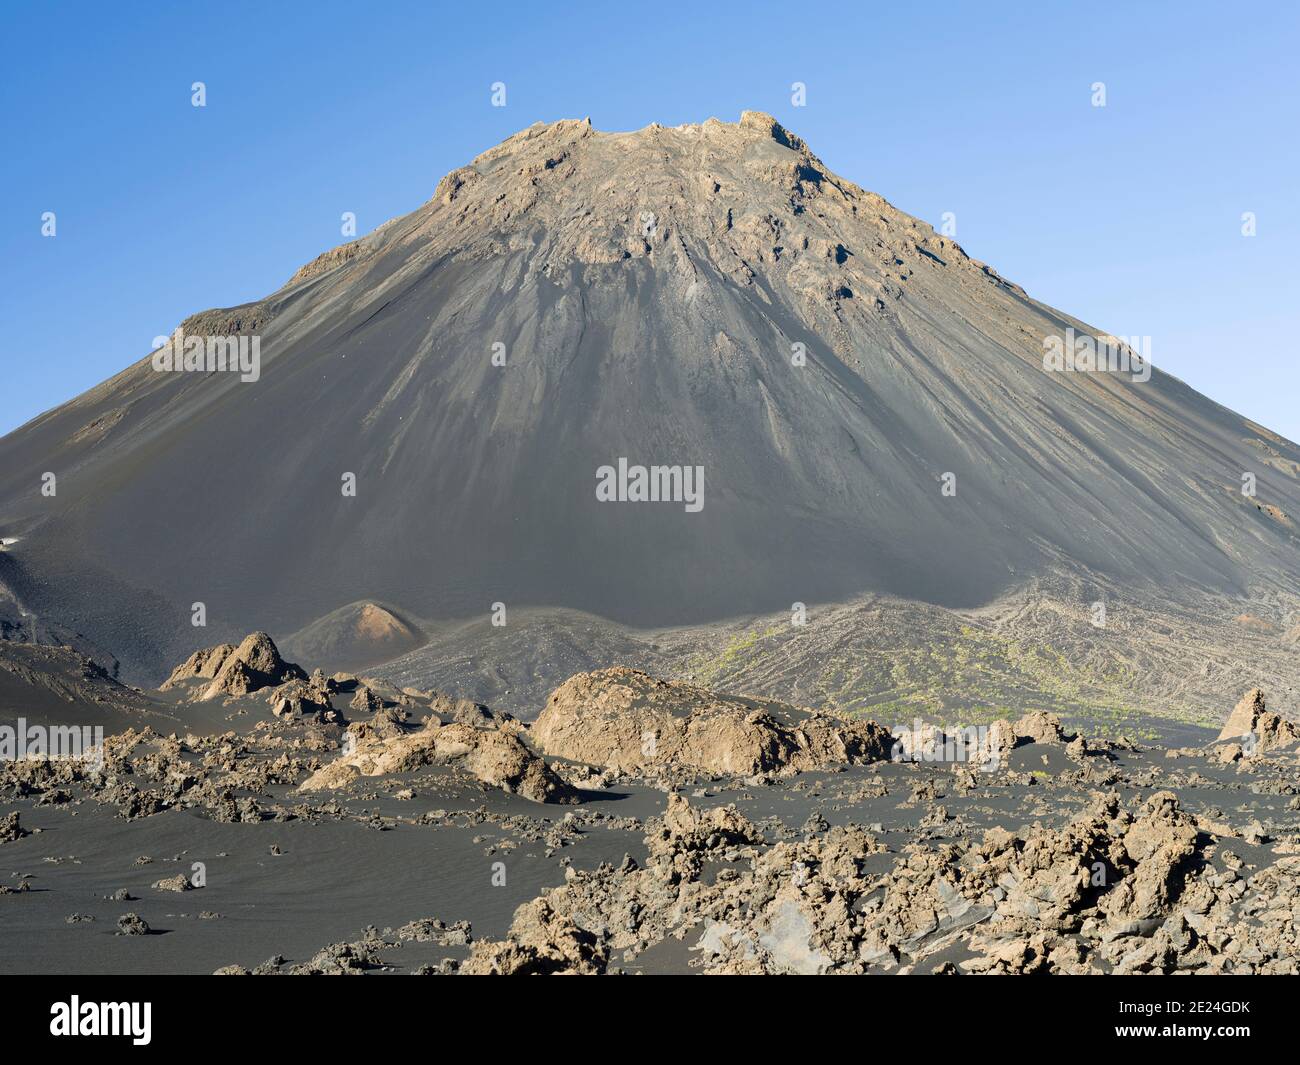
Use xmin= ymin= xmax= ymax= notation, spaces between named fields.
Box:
xmin=1 ymin=811 xmax=26 ymax=843
xmin=269 ymin=676 xmax=339 ymax=722
xmin=349 ymin=685 xmax=384 ymax=713
xmin=462 ymin=898 xmax=607 ymax=975
xmin=298 ymin=720 xmax=577 ymax=804
xmin=1015 ymin=710 xmax=1069 ymax=745
xmin=533 ymin=668 xmax=891 ymax=778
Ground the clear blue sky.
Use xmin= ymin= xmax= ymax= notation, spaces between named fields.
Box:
xmin=3 ymin=0 xmax=1297 ymax=439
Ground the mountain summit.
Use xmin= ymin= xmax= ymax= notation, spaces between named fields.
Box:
xmin=2 ymin=112 xmax=1298 ymax=681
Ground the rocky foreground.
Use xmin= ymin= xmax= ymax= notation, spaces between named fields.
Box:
xmin=2 ymin=636 xmax=1298 ymax=975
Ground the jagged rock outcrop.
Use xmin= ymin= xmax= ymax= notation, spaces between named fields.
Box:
xmin=268 ymin=675 xmax=340 ymax=723
xmin=533 ymin=667 xmax=892 ymax=778
xmin=163 ymin=632 xmax=307 ymax=701
xmin=466 ymin=788 xmax=1296 ymax=975
xmin=160 ymin=644 xmax=237 ymax=688
xmin=1 ymin=811 xmax=26 ymax=843
xmin=349 ymin=684 xmax=384 ymax=713
xmin=299 ymin=720 xmax=577 ymax=804
xmin=1216 ymin=688 xmax=1300 ymax=752
xmin=891 ymin=709 xmax=1072 ymax=770
xmin=1015 ymin=710 xmax=1070 ymax=745
xmin=0 ymin=726 xmax=312 ymax=824
xmin=461 ymin=897 xmax=608 ymax=975
xmin=420 ymin=690 xmax=516 ymax=730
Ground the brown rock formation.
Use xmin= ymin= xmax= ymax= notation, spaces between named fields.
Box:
xmin=532 ymin=667 xmax=891 ymax=778
xmin=299 ymin=720 xmax=577 ymax=804
xmin=1216 ymin=688 xmax=1300 ymax=752
xmin=163 ymin=632 xmax=307 ymax=701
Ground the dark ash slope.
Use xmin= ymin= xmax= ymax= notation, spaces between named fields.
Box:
xmin=1 ymin=112 xmax=1298 ymax=682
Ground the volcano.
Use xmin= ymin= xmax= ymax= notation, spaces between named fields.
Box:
xmin=2 ymin=112 xmax=1299 ymax=685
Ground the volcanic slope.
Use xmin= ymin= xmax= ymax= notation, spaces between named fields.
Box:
xmin=1 ymin=112 xmax=1298 ymax=683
